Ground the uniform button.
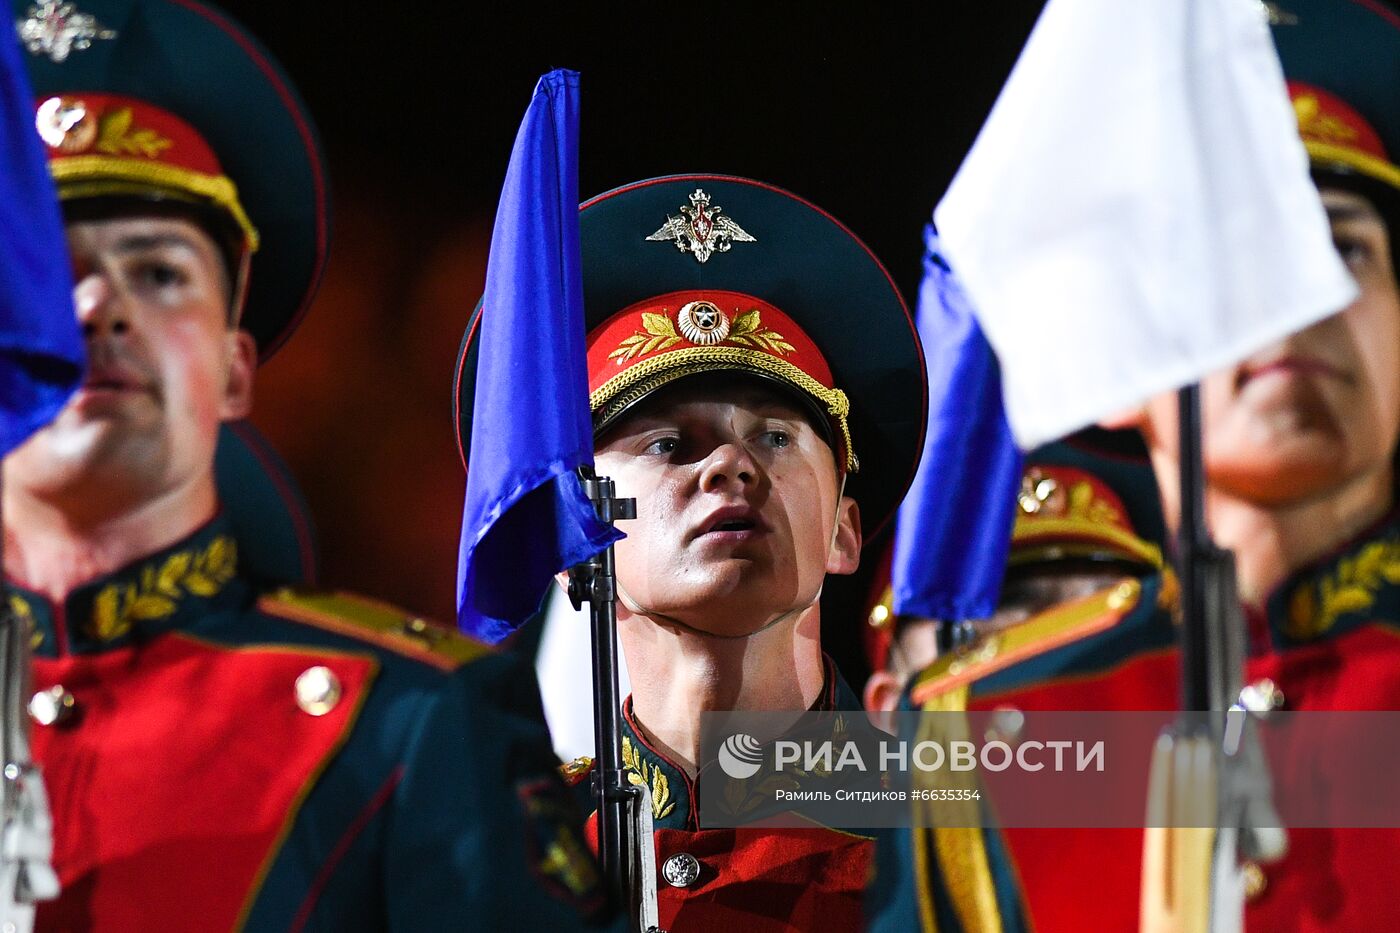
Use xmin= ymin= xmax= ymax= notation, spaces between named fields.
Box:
xmin=402 ymin=616 xmax=443 ymax=643
xmin=28 ymin=685 xmax=76 ymax=727
xmin=985 ymin=706 xmax=1026 ymax=745
xmin=1243 ymin=860 xmax=1267 ymax=901
xmin=1238 ymin=678 xmax=1285 ymax=714
xmin=295 ymin=666 xmax=341 ymax=716
xmin=661 ymin=852 xmax=701 ymax=888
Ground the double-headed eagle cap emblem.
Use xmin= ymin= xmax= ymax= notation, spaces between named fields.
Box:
xmin=16 ymin=1 xmax=117 ymax=63
xmin=646 ymin=187 xmax=755 ymax=264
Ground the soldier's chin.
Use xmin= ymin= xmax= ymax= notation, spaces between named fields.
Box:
xmin=666 ymin=611 xmax=787 ymax=639
xmin=28 ymin=411 xmax=163 ymax=476
xmin=1206 ymin=443 xmax=1349 ymax=508
xmin=634 ymin=584 xmax=808 ymax=638
xmin=696 ymin=583 xmax=815 ymax=638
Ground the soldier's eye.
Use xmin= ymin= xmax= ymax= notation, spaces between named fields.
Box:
xmin=762 ymin=430 xmax=791 ymax=449
xmin=132 ymin=260 xmax=189 ymax=290
xmin=1332 ymin=234 xmax=1374 ymax=270
xmin=644 ymin=436 xmax=679 ymax=455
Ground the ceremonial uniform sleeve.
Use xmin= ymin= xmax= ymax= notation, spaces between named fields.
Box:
xmin=381 ymin=649 xmax=620 ymax=931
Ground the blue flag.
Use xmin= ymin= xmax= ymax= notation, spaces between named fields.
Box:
xmin=891 ymin=227 xmax=1021 ymax=621
xmin=456 ymin=70 xmax=623 ymax=643
xmin=0 ymin=30 xmax=83 ymax=455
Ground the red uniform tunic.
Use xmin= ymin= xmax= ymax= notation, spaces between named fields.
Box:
xmin=14 ymin=517 xmax=614 ymax=931
xmin=911 ymin=514 xmax=1400 ymax=932
xmin=570 ymin=657 xmax=1026 ymax=931
xmin=570 ymin=658 xmax=874 ymax=932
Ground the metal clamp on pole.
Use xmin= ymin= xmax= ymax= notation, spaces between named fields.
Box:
xmin=567 ymin=467 xmax=662 ymax=933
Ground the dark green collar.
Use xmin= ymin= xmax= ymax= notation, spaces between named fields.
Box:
xmin=1265 ymin=508 xmax=1400 ymax=649
xmin=619 ymin=655 xmax=860 ymax=831
xmin=10 ymin=516 xmax=248 ymax=657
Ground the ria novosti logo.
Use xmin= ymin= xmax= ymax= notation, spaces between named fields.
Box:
xmin=716 ymin=729 xmax=1106 ymax=777
xmin=718 ymin=733 xmax=764 ymax=778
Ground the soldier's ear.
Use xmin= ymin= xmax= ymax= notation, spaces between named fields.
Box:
xmin=219 ymin=329 xmax=257 ymax=421
xmin=863 ymin=670 xmax=904 ymax=716
xmin=826 ymin=496 xmax=862 ymax=576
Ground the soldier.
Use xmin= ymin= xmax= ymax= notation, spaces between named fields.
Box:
xmin=6 ymin=0 xmax=613 ymax=928
xmin=863 ymin=448 xmax=1170 ymax=933
xmin=880 ymin=0 xmax=1400 ymax=928
xmin=862 ymin=448 xmax=1172 ymax=717
xmin=455 ymin=174 xmax=1023 ymax=930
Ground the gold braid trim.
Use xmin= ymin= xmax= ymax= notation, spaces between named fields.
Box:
xmin=911 ymin=825 xmax=942 ymax=933
xmin=590 ymin=346 xmax=858 ymax=473
xmin=918 ymin=685 xmax=1004 ymax=933
xmin=52 ymin=155 xmax=260 ymax=252
xmin=1304 ymin=141 xmax=1400 ymax=192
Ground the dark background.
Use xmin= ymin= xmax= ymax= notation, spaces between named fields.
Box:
xmin=215 ymin=3 xmax=1070 ymax=680
xmin=215 ymin=1 xmax=1400 ymax=683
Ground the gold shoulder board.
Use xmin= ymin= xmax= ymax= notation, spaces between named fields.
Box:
xmin=258 ymin=589 xmax=490 ymax=672
xmin=558 ymin=756 xmax=596 ymax=787
xmin=910 ymin=578 xmax=1144 ymax=707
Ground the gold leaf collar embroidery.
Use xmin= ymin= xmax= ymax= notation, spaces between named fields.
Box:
xmin=1286 ymin=538 xmax=1400 ymax=642
xmin=9 ymin=595 xmax=42 ymax=650
xmin=90 ymin=535 xmax=238 ymax=642
xmin=621 ymin=734 xmax=675 ymax=821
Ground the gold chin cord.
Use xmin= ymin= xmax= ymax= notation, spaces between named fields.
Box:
xmin=230 ymin=249 xmax=253 ymax=328
xmin=615 ymin=474 xmax=849 ymax=640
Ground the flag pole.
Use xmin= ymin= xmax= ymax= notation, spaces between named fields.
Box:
xmin=452 ymin=67 xmax=650 ymax=925
xmin=0 ymin=482 xmax=59 ymax=933
xmin=1153 ymin=384 xmax=1284 ymax=933
xmin=568 ymin=468 xmax=661 ymax=932
xmin=1176 ymin=384 xmax=1225 ymax=714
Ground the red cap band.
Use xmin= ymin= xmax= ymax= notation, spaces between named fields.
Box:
xmin=587 ymin=289 xmax=856 ymax=471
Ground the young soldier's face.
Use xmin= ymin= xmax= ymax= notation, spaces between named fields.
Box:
xmin=5 ymin=213 xmax=256 ymax=506
xmin=595 ymin=377 xmax=861 ymax=637
xmin=1137 ymin=187 xmax=1400 ymax=506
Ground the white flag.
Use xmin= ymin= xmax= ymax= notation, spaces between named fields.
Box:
xmin=935 ymin=0 xmax=1358 ymax=449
